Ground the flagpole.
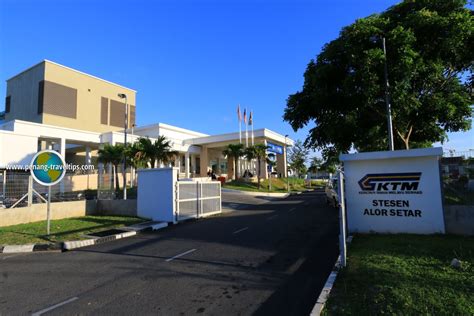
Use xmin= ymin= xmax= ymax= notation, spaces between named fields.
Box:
xmin=245 ymin=117 xmax=248 ymax=148
xmin=238 ymin=104 xmax=242 ymax=144
xmin=251 ymin=111 xmax=254 ymax=146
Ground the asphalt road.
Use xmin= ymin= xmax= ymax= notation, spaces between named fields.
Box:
xmin=0 ymin=190 xmax=339 ymax=316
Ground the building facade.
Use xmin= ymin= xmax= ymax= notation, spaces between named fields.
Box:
xmin=0 ymin=60 xmax=293 ymax=183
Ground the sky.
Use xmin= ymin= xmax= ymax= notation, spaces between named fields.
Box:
xmin=0 ymin=0 xmax=472 ymax=156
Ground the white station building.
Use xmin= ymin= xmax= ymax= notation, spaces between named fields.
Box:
xmin=0 ymin=60 xmax=293 ymax=180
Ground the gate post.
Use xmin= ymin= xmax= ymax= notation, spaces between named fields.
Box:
xmin=337 ymin=171 xmax=347 ymax=267
xmin=175 ymin=181 xmax=179 ymax=224
xmin=199 ymin=182 xmax=203 ymax=218
xmin=27 ymin=175 xmax=33 ymax=206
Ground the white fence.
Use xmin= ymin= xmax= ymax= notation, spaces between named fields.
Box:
xmin=176 ymin=181 xmax=221 ymax=221
xmin=0 ymin=171 xmax=87 ymax=208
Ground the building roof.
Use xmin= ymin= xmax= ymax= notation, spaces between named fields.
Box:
xmin=184 ymin=128 xmax=294 ymax=147
xmin=133 ymin=122 xmax=209 ymax=138
xmin=6 ymin=60 xmax=136 ymax=92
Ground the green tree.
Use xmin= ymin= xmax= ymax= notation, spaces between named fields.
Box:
xmin=247 ymin=144 xmax=269 ymax=189
xmin=98 ymin=144 xmax=125 ymax=192
xmin=308 ymin=157 xmax=323 ymax=174
xmin=288 ymin=140 xmax=309 ymax=178
xmin=133 ymin=136 xmax=177 ymax=168
xmin=284 ymin=0 xmax=473 ymax=160
xmin=222 ymin=143 xmax=244 ymax=180
xmin=126 ymin=141 xmax=148 ymax=169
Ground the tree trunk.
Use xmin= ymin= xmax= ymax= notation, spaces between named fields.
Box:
xmin=257 ymin=159 xmax=261 ymax=189
xmin=395 ymin=124 xmax=413 ymax=150
xmin=114 ymin=164 xmax=120 ymax=192
xmin=232 ymin=157 xmax=236 ymax=181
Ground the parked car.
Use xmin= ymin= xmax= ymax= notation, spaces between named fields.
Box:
xmin=325 ymin=177 xmax=339 ymax=208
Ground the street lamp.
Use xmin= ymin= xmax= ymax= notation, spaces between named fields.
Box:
xmin=285 ymin=134 xmax=289 ymax=193
xmin=118 ymin=93 xmax=128 ymax=200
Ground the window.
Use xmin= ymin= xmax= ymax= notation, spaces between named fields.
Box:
xmin=101 ymin=97 xmax=108 ymax=125
xmin=5 ymin=96 xmax=11 ymax=113
xmin=38 ymin=81 xmax=44 ymax=114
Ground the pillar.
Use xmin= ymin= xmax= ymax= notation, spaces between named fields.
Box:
xmin=276 ymin=146 xmax=287 ymax=178
xmin=191 ymin=154 xmax=196 ymax=176
xmin=185 ymin=152 xmax=190 ymax=178
xmin=200 ymin=146 xmax=208 ymax=177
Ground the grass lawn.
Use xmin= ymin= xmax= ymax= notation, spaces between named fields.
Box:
xmin=324 ymin=234 xmax=474 ymax=315
xmin=0 ymin=216 xmax=145 ymax=245
xmin=223 ymin=177 xmax=324 ymax=193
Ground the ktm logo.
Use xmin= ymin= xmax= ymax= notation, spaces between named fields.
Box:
xmin=358 ymin=172 xmax=422 ymax=191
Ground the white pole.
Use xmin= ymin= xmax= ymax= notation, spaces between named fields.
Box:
xmin=251 ymin=121 xmax=254 ymax=146
xmin=239 ymin=119 xmax=242 ymax=144
xmin=47 ymin=186 xmax=51 ymax=235
xmin=337 ymin=170 xmax=347 ymax=267
xmin=246 ymin=120 xmax=249 ymax=147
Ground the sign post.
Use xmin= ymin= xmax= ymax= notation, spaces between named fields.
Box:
xmin=30 ymin=150 xmax=66 ymax=235
xmin=47 ymin=186 xmax=52 ymax=235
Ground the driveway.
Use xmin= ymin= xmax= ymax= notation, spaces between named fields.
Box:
xmin=0 ymin=190 xmax=339 ymax=315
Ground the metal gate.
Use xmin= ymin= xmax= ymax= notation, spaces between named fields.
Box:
xmin=176 ymin=181 xmax=221 ymax=222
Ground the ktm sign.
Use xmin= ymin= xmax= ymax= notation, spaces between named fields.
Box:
xmin=358 ymin=172 xmax=422 ymax=192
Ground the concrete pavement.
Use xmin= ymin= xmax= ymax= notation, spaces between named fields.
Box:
xmin=0 ymin=190 xmax=338 ymax=315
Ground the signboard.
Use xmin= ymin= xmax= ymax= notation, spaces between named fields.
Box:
xmin=30 ymin=150 xmax=66 ymax=186
xmin=340 ymin=147 xmax=445 ymax=234
xmin=30 ymin=150 xmax=66 ymax=235
xmin=267 ymin=142 xmax=283 ymax=155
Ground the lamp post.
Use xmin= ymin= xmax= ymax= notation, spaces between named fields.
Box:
xmin=118 ymin=93 xmax=128 ymax=200
xmin=285 ymin=134 xmax=289 ymax=193
xmin=382 ymin=37 xmax=394 ymax=151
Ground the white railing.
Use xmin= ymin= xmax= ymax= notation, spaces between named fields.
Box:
xmin=176 ymin=181 xmax=221 ymax=222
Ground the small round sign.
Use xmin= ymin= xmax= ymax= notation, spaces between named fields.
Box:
xmin=30 ymin=150 xmax=66 ymax=186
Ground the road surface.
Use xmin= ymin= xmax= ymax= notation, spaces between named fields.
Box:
xmin=0 ymin=190 xmax=338 ymax=315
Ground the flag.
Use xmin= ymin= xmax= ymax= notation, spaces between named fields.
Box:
xmin=243 ymin=108 xmax=247 ymax=124
xmin=249 ymin=111 xmax=253 ymax=126
xmin=237 ymin=104 xmax=241 ymax=122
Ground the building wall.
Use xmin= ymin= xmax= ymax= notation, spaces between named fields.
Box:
xmin=4 ymin=62 xmax=45 ymax=123
xmin=0 ymin=130 xmax=38 ymax=167
xmin=42 ymin=61 xmax=136 ymax=133
xmin=4 ymin=61 xmax=136 ymax=134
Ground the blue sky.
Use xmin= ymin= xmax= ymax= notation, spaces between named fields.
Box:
xmin=0 ymin=0 xmax=472 ymax=155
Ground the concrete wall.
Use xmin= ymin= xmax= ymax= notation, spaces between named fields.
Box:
xmin=0 ymin=200 xmax=96 ymax=227
xmin=0 ymin=131 xmax=38 ymax=167
xmin=95 ymin=199 xmax=137 ymax=217
xmin=5 ymin=62 xmax=44 ymax=123
xmin=137 ymin=167 xmax=178 ymax=222
xmin=444 ymin=205 xmax=474 ymax=235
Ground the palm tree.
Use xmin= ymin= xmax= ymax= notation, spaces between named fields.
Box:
xmin=133 ymin=136 xmax=178 ymax=168
xmin=126 ymin=141 xmax=148 ymax=169
xmin=243 ymin=146 xmax=256 ymax=176
xmin=222 ymin=143 xmax=244 ymax=180
xmin=98 ymin=144 xmax=125 ymax=192
xmin=154 ymin=136 xmax=178 ymax=167
xmin=249 ymin=143 xmax=269 ymax=189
